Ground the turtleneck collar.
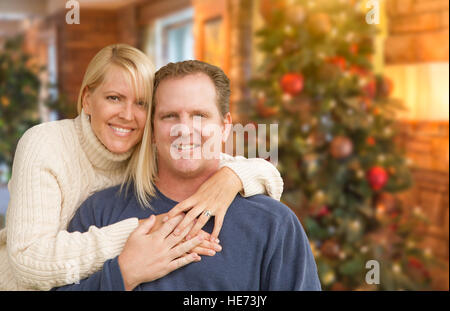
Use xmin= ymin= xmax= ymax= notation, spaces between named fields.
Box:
xmin=74 ymin=109 xmax=134 ymax=171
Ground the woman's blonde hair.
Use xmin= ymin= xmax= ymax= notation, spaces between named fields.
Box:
xmin=77 ymin=43 xmax=158 ymax=207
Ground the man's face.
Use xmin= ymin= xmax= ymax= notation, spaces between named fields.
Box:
xmin=153 ymin=73 xmax=231 ymax=178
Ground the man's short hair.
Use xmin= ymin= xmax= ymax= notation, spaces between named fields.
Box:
xmin=153 ymin=60 xmax=230 ymax=118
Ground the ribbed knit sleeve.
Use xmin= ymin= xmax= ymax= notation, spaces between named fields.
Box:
xmin=4 ymin=125 xmax=138 ymax=290
xmin=219 ymin=153 xmax=284 ymax=201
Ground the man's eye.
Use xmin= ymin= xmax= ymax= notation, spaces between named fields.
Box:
xmin=194 ymin=113 xmax=207 ymax=118
xmin=107 ymin=96 xmax=120 ymax=101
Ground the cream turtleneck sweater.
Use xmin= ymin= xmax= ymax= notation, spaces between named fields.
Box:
xmin=0 ymin=111 xmax=283 ymax=291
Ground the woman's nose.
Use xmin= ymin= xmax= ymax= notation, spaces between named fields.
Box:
xmin=118 ymin=102 xmax=134 ymax=120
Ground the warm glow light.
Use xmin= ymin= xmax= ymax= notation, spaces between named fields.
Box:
xmin=385 ymin=62 xmax=450 ymax=121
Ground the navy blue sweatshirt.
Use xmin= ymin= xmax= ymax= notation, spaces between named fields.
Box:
xmin=53 ymin=185 xmax=321 ymax=291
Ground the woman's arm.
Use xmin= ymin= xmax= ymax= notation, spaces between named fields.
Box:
xmin=5 ymin=126 xmax=138 ymax=290
xmin=219 ymin=153 xmax=284 ymax=200
xmin=166 ymin=153 xmax=284 ymax=241
xmin=53 ymin=215 xmax=203 ymax=291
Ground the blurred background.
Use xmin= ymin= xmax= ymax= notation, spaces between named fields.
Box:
xmin=0 ymin=0 xmax=448 ymax=290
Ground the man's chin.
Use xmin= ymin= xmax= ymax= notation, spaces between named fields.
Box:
xmin=170 ymin=159 xmax=204 ymax=177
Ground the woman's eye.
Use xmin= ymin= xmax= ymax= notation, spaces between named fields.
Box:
xmin=163 ymin=114 xmax=176 ymax=119
xmin=107 ymin=96 xmax=120 ymax=101
xmin=136 ymin=101 xmax=145 ymax=106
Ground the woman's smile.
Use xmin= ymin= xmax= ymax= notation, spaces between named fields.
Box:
xmin=109 ymin=123 xmax=136 ymax=137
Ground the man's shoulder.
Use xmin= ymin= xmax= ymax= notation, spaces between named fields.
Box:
xmin=70 ymin=184 xmax=135 ymax=230
xmin=85 ymin=184 xmax=129 ymax=206
xmin=233 ymin=194 xmax=297 ymax=223
xmin=79 ymin=184 xmax=135 ymax=218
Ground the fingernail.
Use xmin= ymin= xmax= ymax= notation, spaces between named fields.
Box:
xmin=186 ymin=235 xmax=191 ymax=241
xmin=163 ymin=216 xmax=169 ymax=222
xmin=208 ymin=250 xmax=216 ymax=256
xmin=174 ymin=228 xmax=180 ymax=235
xmin=214 ymin=244 xmax=222 ymax=252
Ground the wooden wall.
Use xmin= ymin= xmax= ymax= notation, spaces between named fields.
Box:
xmin=386 ymin=0 xmax=449 ymax=290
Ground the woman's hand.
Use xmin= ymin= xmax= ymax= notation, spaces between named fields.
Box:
xmin=140 ymin=214 xmax=222 ymax=257
xmin=164 ymin=166 xmax=243 ymax=242
xmin=119 ymin=214 xmax=203 ymax=291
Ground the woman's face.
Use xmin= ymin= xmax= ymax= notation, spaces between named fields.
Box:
xmin=83 ymin=65 xmax=148 ymax=154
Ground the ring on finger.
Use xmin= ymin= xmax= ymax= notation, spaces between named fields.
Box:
xmin=204 ymin=210 xmax=213 ymax=218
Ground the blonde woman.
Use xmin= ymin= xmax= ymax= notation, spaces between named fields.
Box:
xmin=0 ymin=44 xmax=283 ymax=290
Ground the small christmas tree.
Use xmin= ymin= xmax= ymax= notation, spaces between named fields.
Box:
xmin=249 ymin=0 xmax=435 ymax=290
xmin=0 ymin=36 xmax=41 ymax=176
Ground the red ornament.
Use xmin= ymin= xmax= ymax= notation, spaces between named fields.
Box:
xmin=367 ymin=166 xmax=389 ymax=191
xmin=281 ymin=73 xmax=304 ymax=96
xmin=349 ymin=65 xmax=369 ymax=77
xmin=330 ymin=136 xmax=353 ymax=159
xmin=372 ymin=107 xmax=381 ymax=116
xmin=366 ymin=136 xmax=376 ymax=146
xmin=389 ymin=223 xmax=398 ymax=232
xmin=407 ymin=256 xmax=430 ymax=279
xmin=256 ymin=97 xmax=279 ymax=118
xmin=408 ymin=257 xmax=424 ymax=270
xmin=326 ymin=56 xmax=347 ymax=71
xmin=316 ymin=206 xmax=330 ymax=218
xmin=363 ymin=79 xmax=377 ymax=98
xmin=349 ymin=43 xmax=359 ymax=55
xmin=331 ymin=282 xmax=348 ymax=291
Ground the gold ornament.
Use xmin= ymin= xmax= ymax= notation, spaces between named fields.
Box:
xmin=1 ymin=96 xmax=10 ymax=108
xmin=322 ymin=271 xmax=336 ymax=285
xmin=392 ymin=263 xmax=402 ymax=274
xmin=308 ymin=13 xmax=332 ymax=35
xmin=286 ymin=5 xmax=306 ymax=25
xmin=349 ymin=220 xmax=361 ymax=232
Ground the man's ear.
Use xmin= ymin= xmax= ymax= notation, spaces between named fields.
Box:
xmin=222 ymin=112 xmax=233 ymax=143
xmin=81 ymin=87 xmax=92 ymax=115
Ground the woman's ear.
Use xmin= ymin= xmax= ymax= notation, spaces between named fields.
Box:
xmin=222 ymin=112 xmax=233 ymax=143
xmin=81 ymin=87 xmax=92 ymax=115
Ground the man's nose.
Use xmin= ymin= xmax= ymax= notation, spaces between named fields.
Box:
xmin=179 ymin=115 xmax=202 ymax=132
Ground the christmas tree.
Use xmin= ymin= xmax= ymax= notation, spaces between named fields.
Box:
xmin=0 ymin=36 xmax=41 ymax=176
xmin=249 ymin=0 xmax=435 ymax=290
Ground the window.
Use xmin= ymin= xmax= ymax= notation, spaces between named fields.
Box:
xmin=144 ymin=8 xmax=194 ymax=69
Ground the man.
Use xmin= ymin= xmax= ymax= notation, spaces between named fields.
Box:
xmin=54 ymin=60 xmax=321 ymax=291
